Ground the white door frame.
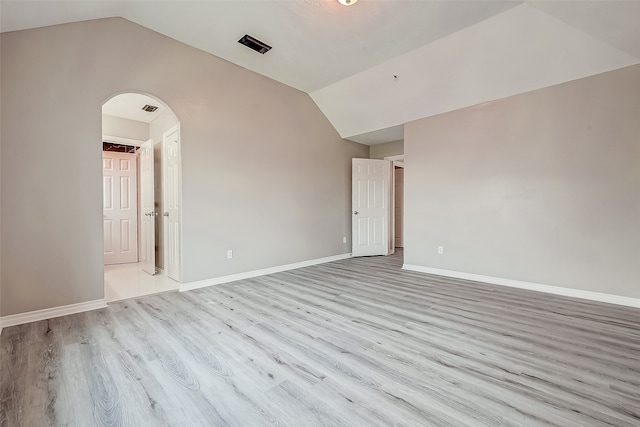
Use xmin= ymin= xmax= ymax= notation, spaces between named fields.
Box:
xmin=140 ymin=138 xmax=156 ymax=275
xmin=385 ymin=155 xmax=404 ymax=255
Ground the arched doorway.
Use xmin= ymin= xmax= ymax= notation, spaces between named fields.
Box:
xmin=101 ymin=92 xmax=182 ymax=302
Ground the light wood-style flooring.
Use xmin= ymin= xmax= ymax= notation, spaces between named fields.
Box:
xmin=2 ymin=251 xmax=639 ymax=426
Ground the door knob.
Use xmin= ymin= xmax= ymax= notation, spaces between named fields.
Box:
xmin=353 ymin=211 xmax=359 ymax=215
xmin=163 ymin=212 xmax=169 ymax=217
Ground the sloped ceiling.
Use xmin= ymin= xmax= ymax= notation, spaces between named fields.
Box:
xmin=311 ymin=2 xmax=640 ymax=143
xmin=2 ymin=1 xmax=639 ymax=145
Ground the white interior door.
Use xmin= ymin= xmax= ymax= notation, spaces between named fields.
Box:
xmin=163 ymin=125 xmax=181 ymax=282
xmin=140 ymin=139 xmax=156 ymax=275
xmin=103 ymin=151 xmax=138 ymax=265
xmin=352 ymin=158 xmax=390 ymax=257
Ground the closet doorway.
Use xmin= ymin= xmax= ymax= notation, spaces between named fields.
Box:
xmin=101 ymin=92 xmax=182 ymax=302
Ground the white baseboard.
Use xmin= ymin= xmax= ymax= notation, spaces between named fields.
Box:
xmin=402 ymin=264 xmax=640 ymax=309
xmin=0 ymin=299 xmax=108 ymax=334
xmin=181 ymin=253 xmax=352 ymax=292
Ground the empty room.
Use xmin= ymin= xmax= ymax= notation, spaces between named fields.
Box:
xmin=1 ymin=1 xmax=639 ymax=426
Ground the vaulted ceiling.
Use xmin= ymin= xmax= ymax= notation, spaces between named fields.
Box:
xmin=2 ymin=1 xmax=639 ymax=145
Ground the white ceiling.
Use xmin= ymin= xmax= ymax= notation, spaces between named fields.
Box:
xmin=312 ymin=2 xmax=640 ymax=142
xmin=2 ymin=1 xmax=639 ymax=145
xmin=103 ymin=93 xmax=166 ymax=123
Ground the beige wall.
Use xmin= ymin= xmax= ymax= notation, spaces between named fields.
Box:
xmin=0 ymin=18 xmax=367 ymax=316
xmin=102 ymin=114 xmax=149 ymax=142
xmin=370 ymin=140 xmax=404 ymax=159
xmin=405 ymin=65 xmax=640 ymax=298
xmin=0 ymin=68 xmax=2 ymax=314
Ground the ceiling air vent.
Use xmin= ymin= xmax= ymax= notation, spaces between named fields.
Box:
xmin=238 ymin=34 xmax=272 ymax=54
xmin=141 ymin=104 xmax=158 ymax=112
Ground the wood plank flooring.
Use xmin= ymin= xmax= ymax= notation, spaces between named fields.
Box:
xmin=2 ymin=251 xmax=639 ymax=426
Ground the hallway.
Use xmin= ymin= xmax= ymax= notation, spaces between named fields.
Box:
xmin=104 ymin=262 xmax=178 ymax=302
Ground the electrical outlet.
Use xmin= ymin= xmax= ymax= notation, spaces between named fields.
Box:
xmin=227 ymin=250 xmax=233 ymax=259
xmin=343 ymin=236 xmax=347 ymax=244
xmin=437 ymin=246 xmax=444 ymax=255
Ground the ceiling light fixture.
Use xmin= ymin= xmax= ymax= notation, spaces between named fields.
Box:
xmin=338 ymin=0 xmax=358 ymax=5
